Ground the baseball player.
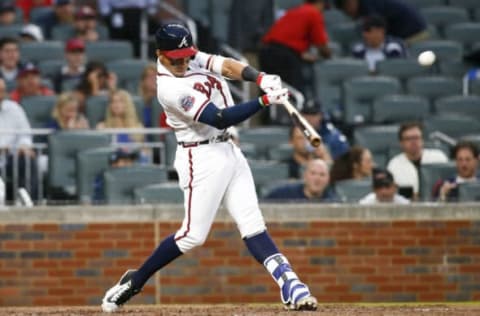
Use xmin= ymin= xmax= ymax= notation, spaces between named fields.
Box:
xmin=101 ymin=23 xmax=317 ymax=312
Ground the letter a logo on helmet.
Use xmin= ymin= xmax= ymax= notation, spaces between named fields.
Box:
xmin=156 ymin=23 xmax=197 ymax=59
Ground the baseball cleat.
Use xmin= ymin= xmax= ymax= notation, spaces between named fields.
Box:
xmin=287 ymin=295 xmax=318 ymax=311
xmin=101 ymin=269 xmax=140 ymax=313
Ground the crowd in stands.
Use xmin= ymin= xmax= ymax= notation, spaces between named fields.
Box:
xmin=0 ymin=0 xmax=479 ymax=206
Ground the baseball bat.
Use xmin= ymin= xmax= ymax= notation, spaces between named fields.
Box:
xmin=281 ymin=100 xmax=322 ymax=147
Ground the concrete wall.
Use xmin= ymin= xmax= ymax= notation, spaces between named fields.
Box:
xmin=0 ymin=203 xmax=480 ymax=306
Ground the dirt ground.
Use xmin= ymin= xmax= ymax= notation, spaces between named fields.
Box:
xmin=1 ymin=304 xmax=480 ymax=316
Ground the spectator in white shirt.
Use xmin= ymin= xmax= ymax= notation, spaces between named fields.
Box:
xmin=0 ymin=78 xmax=38 ymax=203
xmin=359 ymin=168 xmax=410 ymax=205
xmin=387 ymin=121 xmax=448 ymax=201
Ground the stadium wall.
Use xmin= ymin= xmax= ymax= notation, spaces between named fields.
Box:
xmin=0 ymin=204 xmax=479 ymax=306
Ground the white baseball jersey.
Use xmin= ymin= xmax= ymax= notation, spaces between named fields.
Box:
xmin=156 ymin=51 xmax=266 ymax=253
xmin=156 ymin=51 xmax=234 ymax=142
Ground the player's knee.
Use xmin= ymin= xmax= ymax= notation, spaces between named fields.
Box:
xmin=175 ymin=233 xmax=208 ymax=253
xmin=237 ymin=209 xmax=266 ymax=239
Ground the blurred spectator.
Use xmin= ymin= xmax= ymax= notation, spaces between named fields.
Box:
xmin=138 ymin=62 xmax=156 ymax=128
xmin=10 ymin=63 xmax=54 ymax=103
xmin=0 ymin=78 xmax=38 ymax=203
xmin=259 ymin=0 xmax=331 ymax=95
xmin=16 ymin=0 xmax=53 ymax=22
xmin=286 ymin=126 xmax=332 ymax=179
xmin=19 ymin=24 xmax=45 ymax=42
xmin=0 ymin=37 xmax=27 ymax=92
xmin=352 ymin=15 xmax=407 ymax=73
xmin=46 ymin=92 xmax=89 ymax=130
xmin=35 ymin=0 xmax=75 ymax=39
xmin=301 ymin=99 xmax=350 ymax=160
xmin=265 ymin=158 xmax=338 ymax=202
xmin=93 ymin=147 xmax=138 ymax=203
xmin=53 ymin=38 xmax=86 ymax=93
xmin=334 ymin=0 xmax=428 ymax=44
xmin=96 ymin=89 xmax=144 ymax=144
xmin=74 ymin=5 xmax=100 ymax=42
xmin=387 ymin=121 xmax=448 ymax=201
xmin=432 ymin=141 xmax=480 ymax=202
xmin=359 ymin=168 xmax=410 ymax=205
xmin=98 ymin=0 xmax=157 ymax=57
xmin=74 ymin=60 xmax=117 ymax=111
xmin=0 ymin=1 xmax=16 ymax=25
xmin=330 ymin=145 xmax=374 ymax=184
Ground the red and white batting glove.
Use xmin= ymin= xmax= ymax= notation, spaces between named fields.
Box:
xmin=259 ymin=88 xmax=289 ymax=106
xmin=257 ymin=72 xmax=282 ymax=92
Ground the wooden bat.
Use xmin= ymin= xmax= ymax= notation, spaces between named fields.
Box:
xmin=282 ymin=100 xmax=322 ymax=147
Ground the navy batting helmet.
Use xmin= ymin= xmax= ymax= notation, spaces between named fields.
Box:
xmin=155 ymin=23 xmax=197 ymax=59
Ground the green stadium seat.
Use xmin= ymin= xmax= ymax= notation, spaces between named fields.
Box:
xmin=448 ymin=0 xmax=480 ymax=11
xmin=458 ymin=182 xmax=480 ymax=202
xmin=324 ymin=9 xmax=351 ymax=26
xmin=438 ymin=60 xmax=473 ymax=78
xmin=354 ymin=124 xmax=399 ymax=168
xmin=48 ymin=131 xmax=110 ymax=199
xmin=248 ymin=160 xmax=289 ymax=193
xmin=314 ymin=58 xmax=369 ymax=113
xmin=19 ymin=41 xmax=64 ymax=63
xmin=423 ymin=113 xmax=480 ymax=139
xmin=85 ymin=41 xmax=133 ymax=62
xmin=134 ymin=182 xmax=183 ymax=204
xmin=343 ymin=75 xmax=401 ymax=124
xmin=410 ymin=40 xmax=463 ymax=62
xmin=211 ymin=0 xmax=232 ymax=42
xmin=85 ymin=95 xmax=109 ymax=127
xmin=434 ymin=95 xmax=480 ymax=117
xmin=460 ymin=134 xmax=480 ymax=148
xmin=406 ymin=76 xmax=463 ymax=108
xmin=445 ymin=23 xmax=480 ymax=53
xmin=239 ymin=143 xmax=259 ymax=160
xmin=239 ymin=127 xmax=290 ymax=159
xmin=419 ymin=162 xmax=456 ymax=201
xmin=183 ymin=0 xmax=210 ymax=26
xmin=420 ymin=6 xmax=469 ymax=36
xmin=103 ymin=165 xmax=168 ymax=204
xmin=261 ymin=179 xmax=304 ymax=199
xmin=50 ymin=24 xmax=75 ymax=41
xmin=276 ymin=0 xmax=303 ymax=9
xmin=268 ymin=143 xmax=293 ymax=161
xmin=372 ymin=94 xmax=430 ymax=124
xmin=30 ymin=7 xmax=52 ymax=24
xmin=21 ymin=95 xmax=57 ymax=128
xmin=76 ymin=147 xmax=113 ymax=204
xmin=403 ymin=0 xmax=446 ymax=8
xmin=38 ymin=59 xmax=64 ymax=79
xmin=163 ymin=131 xmax=177 ymax=167
xmin=328 ymin=22 xmax=361 ymax=53
xmin=376 ymin=59 xmax=430 ymax=87
xmin=107 ymin=59 xmax=148 ymax=94
xmin=0 ymin=24 xmax=23 ymax=38
xmin=334 ymin=179 xmax=371 ymax=203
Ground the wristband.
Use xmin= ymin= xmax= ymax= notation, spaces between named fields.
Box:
xmin=259 ymin=95 xmax=269 ymax=107
xmin=241 ymin=66 xmax=261 ymax=82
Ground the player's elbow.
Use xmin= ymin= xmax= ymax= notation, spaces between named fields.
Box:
xmin=198 ymin=104 xmax=230 ymax=129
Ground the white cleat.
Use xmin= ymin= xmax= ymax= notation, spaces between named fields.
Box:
xmin=292 ymin=295 xmax=318 ymax=311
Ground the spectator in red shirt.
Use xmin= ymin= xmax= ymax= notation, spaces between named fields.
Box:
xmin=259 ymin=0 xmax=331 ymax=95
xmin=10 ymin=63 xmax=54 ymax=103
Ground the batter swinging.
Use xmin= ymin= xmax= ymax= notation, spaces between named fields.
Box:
xmin=101 ymin=23 xmax=317 ymax=312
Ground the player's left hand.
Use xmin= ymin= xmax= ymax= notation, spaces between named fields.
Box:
xmin=257 ymin=73 xmax=282 ymax=92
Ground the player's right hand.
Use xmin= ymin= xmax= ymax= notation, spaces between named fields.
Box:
xmin=257 ymin=73 xmax=282 ymax=92
xmin=260 ymin=88 xmax=289 ymax=106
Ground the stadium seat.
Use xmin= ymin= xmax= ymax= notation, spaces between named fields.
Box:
xmin=19 ymin=41 xmax=64 ymax=63
xmin=406 ymin=76 xmax=463 ymax=109
xmin=268 ymin=143 xmax=293 ymax=161
xmin=434 ymin=95 xmax=480 ymax=117
xmin=460 ymin=134 xmax=480 ymax=148
xmin=131 ymin=95 xmax=145 ymax=122
xmin=38 ymin=59 xmax=64 ymax=79
xmin=353 ymin=124 xmax=399 ymax=169
xmin=276 ymin=0 xmax=303 ymax=9
xmin=457 ymin=182 xmax=480 ymax=202
xmin=420 ymin=6 xmax=469 ymax=36
xmin=410 ymin=40 xmax=463 ymax=62
xmin=261 ymin=179 xmax=304 ymax=199
xmin=76 ymin=147 xmax=113 ymax=204
xmin=134 ymin=182 xmax=183 ymax=204
xmin=314 ymin=58 xmax=369 ymax=113
xmin=324 ymin=9 xmax=351 ymax=26
xmin=211 ymin=0 xmax=232 ymax=42
xmin=14 ymin=7 xmax=23 ymax=24
xmin=30 ymin=7 xmax=53 ymax=24
xmin=376 ymin=59 xmax=430 ymax=87
xmin=183 ymin=0 xmax=210 ymax=26
xmin=403 ymin=0 xmax=446 ymax=8
xmin=85 ymin=95 xmax=109 ymax=127
xmin=372 ymin=94 xmax=430 ymax=124
xmin=328 ymin=22 xmax=361 ymax=53
xmin=438 ymin=60 xmax=473 ymax=78
xmin=444 ymin=23 xmax=480 ymax=53
xmin=419 ymin=162 xmax=456 ymax=201
xmin=239 ymin=127 xmax=290 ymax=159
xmin=239 ymin=143 xmax=259 ymax=160
xmin=21 ymin=95 xmax=57 ymax=128
xmin=0 ymin=24 xmax=24 ymax=39
xmin=107 ymin=59 xmax=148 ymax=94
xmin=448 ymin=0 xmax=480 ymax=13
xmin=334 ymin=179 xmax=371 ymax=203
xmin=423 ymin=113 xmax=480 ymax=139
xmin=103 ymin=165 xmax=168 ymax=204
xmin=50 ymin=24 xmax=75 ymax=41
xmin=248 ymin=160 xmax=289 ymax=193
xmin=328 ymin=41 xmax=343 ymax=57
xmin=343 ymin=75 xmax=401 ymax=124
xmin=163 ymin=131 xmax=177 ymax=167
xmin=85 ymin=41 xmax=133 ymax=62
xmin=48 ymin=131 xmax=110 ymax=198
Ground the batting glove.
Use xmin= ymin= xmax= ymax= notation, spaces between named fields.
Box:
xmin=257 ymin=72 xmax=282 ymax=92
xmin=259 ymin=88 xmax=289 ymax=106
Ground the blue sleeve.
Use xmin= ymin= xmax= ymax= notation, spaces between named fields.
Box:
xmin=198 ymin=99 xmax=263 ymax=129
